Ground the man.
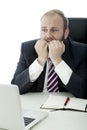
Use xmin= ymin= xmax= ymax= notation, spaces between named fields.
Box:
xmin=11 ymin=9 xmax=87 ymax=99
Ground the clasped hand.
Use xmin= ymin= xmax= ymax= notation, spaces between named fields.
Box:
xmin=34 ymin=39 xmax=65 ymax=66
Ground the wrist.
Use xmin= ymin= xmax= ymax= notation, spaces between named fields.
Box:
xmin=53 ymin=58 xmax=62 ymax=67
xmin=37 ymin=57 xmax=46 ymax=66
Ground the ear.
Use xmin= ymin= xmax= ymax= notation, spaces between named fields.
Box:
xmin=64 ymin=27 xmax=70 ymax=39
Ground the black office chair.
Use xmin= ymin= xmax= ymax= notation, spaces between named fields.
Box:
xmin=68 ymin=18 xmax=87 ymax=43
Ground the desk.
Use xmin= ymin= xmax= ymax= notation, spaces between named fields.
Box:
xmin=20 ymin=92 xmax=87 ymax=130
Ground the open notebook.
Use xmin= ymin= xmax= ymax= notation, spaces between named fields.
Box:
xmin=0 ymin=84 xmax=48 ymax=130
xmin=40 ymin=94 xmax=87 ymax=112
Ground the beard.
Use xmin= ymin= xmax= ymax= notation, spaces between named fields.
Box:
xmin=59 ymin=33 xmax=65 ymax=42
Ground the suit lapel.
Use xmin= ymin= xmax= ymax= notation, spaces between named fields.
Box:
xmin=62 ymin=38 xmax=75 ymax=71
xmin=37 ymin=63 xmax=46 ymax=92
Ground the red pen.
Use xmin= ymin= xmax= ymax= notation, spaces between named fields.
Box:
xmin=64 ymin=97 xmax=70 ymax=106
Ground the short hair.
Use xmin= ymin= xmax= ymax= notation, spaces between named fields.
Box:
xmin=41 ymin=9 xmax=69 ymax=30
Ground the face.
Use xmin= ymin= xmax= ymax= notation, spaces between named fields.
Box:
xmin=40 ymin=14 xmax=68 ymax=42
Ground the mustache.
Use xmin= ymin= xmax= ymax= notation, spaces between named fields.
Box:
xmin=43 ymin=36 xmax=55 ymax=42
xmin=43 ymin=35 xmax=65 ymax=43
xmin=45 ymin=38 xmax=53 ymax=42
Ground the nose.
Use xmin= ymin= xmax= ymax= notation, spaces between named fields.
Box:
xmin=45 ymin=30 xmax=53 ymax=42
xmin=46 ymin=30 xmax=52 ymax=37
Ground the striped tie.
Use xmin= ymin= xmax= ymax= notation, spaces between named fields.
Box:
xmin=47 ymin=58 xmax=59 ymax=92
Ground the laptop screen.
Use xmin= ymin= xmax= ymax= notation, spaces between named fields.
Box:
xmin=0 ymin=84 xmax=48 ymax=130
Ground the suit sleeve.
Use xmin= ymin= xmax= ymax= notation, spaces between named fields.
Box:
xmin=65 ymin=53 xmax=87 ymax=99
xmin=11 ymin=43 xmax=38 ymax=94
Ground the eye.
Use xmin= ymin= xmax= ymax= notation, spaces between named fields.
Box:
xmin=51 ymin=29 xmax=59 ymax=32
xmin=41 ymin=28 xmax=47 ymax=32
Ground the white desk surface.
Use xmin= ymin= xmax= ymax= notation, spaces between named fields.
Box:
xmin=20 ymin=92 xmax=87 ymax=130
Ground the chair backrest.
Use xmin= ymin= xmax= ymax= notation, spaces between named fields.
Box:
xmin=68 ymin=18 xmax=87 ymax=44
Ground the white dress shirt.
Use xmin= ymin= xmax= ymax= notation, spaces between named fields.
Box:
xmin=29 ymin=59 xmax=72 ymax=92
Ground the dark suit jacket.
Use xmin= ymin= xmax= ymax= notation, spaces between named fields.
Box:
xmin=11 ymin=37 xmax=87 ymax=99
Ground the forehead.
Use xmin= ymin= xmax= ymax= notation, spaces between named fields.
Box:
xmin=41 ymin=14 xmax=64 ymax=28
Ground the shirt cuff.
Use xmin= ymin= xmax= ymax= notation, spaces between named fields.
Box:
xmin=29 ymin=59 xmax=43 ymax=82
xmin=55 ymin=60 xmax=72 ymax=85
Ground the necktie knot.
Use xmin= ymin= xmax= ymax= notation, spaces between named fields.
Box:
xmin=48 ymin=58 xmax=54 ymax=68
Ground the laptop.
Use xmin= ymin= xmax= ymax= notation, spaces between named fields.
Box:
xmin=0 ymin=84 xmax=48 ymax=130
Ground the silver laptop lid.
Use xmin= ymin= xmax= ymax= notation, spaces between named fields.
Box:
xmin=0 ymin=84 xmax=25 ymax=130
xmin=0 ymin=84 xmax=48 ymax=130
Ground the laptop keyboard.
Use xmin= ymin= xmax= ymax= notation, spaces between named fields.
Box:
xmin=24 ymin=117 xmax=35 ymax=126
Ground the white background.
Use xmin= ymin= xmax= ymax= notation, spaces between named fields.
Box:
xmin=0 ymin=0 xmax=87 ymax=84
